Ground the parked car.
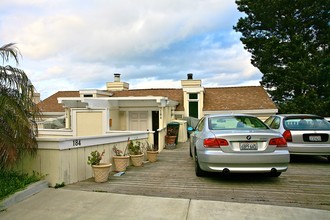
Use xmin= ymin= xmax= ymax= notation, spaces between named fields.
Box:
xmin=264 ymin=114 xmax=330 ymax=161
xmin=188 ymin=114 xmax=290 ymax=177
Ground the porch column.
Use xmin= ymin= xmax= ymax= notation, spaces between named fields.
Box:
xmin=65 ymin=108 xmax=71 ymax=129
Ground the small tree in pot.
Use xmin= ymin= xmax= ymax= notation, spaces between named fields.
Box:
xmin=128 ymin=139 xmax=145 ymax=167
xmin=146 ymin=142 xmax=159 ymax=163
xmin=87 ymin=150 xmax=112 ymax=183
xmin=112 ymin=143 xmax=130 ymax=172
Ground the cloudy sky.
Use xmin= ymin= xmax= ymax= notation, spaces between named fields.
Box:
xmin=0 ymin=0 xmax=262 ymax=100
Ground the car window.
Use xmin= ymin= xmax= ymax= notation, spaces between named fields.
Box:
xmin=196 ymin=117 xmax=205 ymax=131
xmin=208 ymin=116 xmax=268 ymax=130
xmin=264 ymin=117 xmax=274 ymax=126
xmin=284 ymin=118 xmax=330 ymax=130
xmin=267 ymin=116 xmax=280 ymax=129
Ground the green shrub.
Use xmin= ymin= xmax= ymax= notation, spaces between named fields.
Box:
xmin=0 ymin=170 xmax=41 ymax=201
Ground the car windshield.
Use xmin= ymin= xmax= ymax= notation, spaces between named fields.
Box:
xmin=284 ymin=117 xmax=330 ymax=130
xmin=208 ymin=116 xmax=268 ymax=130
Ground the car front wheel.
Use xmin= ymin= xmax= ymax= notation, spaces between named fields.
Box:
xmin=189 ymin=144 xmax=192 ymax=157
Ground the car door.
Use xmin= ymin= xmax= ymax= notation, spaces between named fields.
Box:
xmin=190 ymin=117 xmax=205 ymax=150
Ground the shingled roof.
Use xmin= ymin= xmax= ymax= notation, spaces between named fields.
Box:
xmin=203 ymin=86 xmax=276 ymax=111
xmin=37 ymin=91 xmax=80 ymax=112
xmin=37 ymin=86 xmax=276 ymax=113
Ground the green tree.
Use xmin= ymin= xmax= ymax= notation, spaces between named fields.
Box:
xmin=234 ymin=0 xmax=330 ymax=116
xmin=0 ymin=43 xmax=40 ymax=169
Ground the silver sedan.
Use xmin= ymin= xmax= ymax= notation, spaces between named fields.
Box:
xmin=188 ymin=114 xmax=290 ymax=177
xmin=265 ymin=114 xmax=330 ymax=161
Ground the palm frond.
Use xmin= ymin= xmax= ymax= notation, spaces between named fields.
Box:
xmin=0 ymin=43 xmax=39 ymax=169
xmin=0 ymin=43 xmax=20 ymax=65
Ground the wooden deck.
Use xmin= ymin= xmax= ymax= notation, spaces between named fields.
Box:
xmin=65 ymin=141 xmax=330 ymax=211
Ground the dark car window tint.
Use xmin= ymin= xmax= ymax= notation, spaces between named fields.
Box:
xmin=284 ymin=118 xmax=330 ymax=130
xmin=209 ymin=116 xmax=268 ymax=130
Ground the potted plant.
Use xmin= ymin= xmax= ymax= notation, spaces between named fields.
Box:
xmin=112 ymin=143 xmax=130 ymax=172
xmin=87 ymin=150 xmax=112 ymax=183
xmin=128 ymin=139 xmax=144 ymax=167
xmin=146 ymin=142 xmax=159 ymax=163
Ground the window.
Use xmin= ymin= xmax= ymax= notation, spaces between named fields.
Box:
xmin=196 ymin=117 xmax=205 ymax=131
xmin=208 ymin=116 xmax=268 ymax=130
xmin=189 ymin=93 xmax=198 ymax=99
xmin=83 ymin=94 xmax=93 ymax=97
xmin=270 ymin=117 xmax=280 ymax=129
xmin=265 ymin=116 xmax=280 ymax=129
xmin=264 ymin=117 xmax=274 ymax=126
xmin=284 ymin=117 xmax=330 ymax=130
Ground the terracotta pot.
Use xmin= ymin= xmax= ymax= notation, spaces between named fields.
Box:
xmin=165 ymin=135 xmax=177 ymax=149
xmin=130 ymin=153 xmax=144 ymax=167
xmin=147 ymin=151 xmax=159 ymax=162
xmin=165 ymin=135 xmax=177 ymax=144
xmin=113 ymin=155 xmax=130 ymax=172
xmin=92 ymin=163 xmax=112 ymax=183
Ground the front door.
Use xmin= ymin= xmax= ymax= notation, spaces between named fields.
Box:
xmin=129 ymin=111 xmax=148 ymax=131
xmin=152 ymin=111 xmax=159 ymax=149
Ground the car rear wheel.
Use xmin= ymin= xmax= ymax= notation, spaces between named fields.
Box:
xmin=194 ymin=149 xmax=207 ymax=177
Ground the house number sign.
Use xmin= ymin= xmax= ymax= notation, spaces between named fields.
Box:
xmin=72 ymin=139 xmax=82 ymax=146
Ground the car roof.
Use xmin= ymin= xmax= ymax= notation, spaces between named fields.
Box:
xmin=275 ymin=114 xmax=324 ymax=119
xmin=205 ymin=113 xmax=256 ymax=118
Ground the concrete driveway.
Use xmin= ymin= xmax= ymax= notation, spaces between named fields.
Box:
xmin=1 ymin=188 xmax=329 ymax=220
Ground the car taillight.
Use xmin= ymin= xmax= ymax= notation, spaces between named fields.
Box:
xmin=204 ymin=138 xmax=229 ymax=148
xmin=269 ymin=137 xmax=287 ymax=148
xmin=282 ymin=130 xmax=292 ymax=142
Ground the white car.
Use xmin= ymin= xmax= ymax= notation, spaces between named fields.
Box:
xmin=265 ymin=114 xmax=330 ymax=161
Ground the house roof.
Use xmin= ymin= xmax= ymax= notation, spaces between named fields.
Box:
xmin=203 ymin=86 xmax=276 ymax=111
xmin=37 ymin=86 xmax=276 ymax=113
xmin=37 ymin=91 xmax=79 ymax=112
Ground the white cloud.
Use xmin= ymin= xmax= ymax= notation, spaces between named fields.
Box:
xmin=0 ymin=0 xmax=261 ymax=100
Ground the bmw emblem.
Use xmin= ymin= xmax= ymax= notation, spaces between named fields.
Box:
xmin=246 ymin=135 xmax=251 ymax=140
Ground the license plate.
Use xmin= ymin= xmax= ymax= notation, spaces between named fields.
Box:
xmin=240 ymin=142 xmax=257 ymax=150
xmin=309 ymin=135 xmax=322 ymax=142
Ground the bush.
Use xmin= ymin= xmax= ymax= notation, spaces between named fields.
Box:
xmin=0 ymin=170 xmax=41 ymax=201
